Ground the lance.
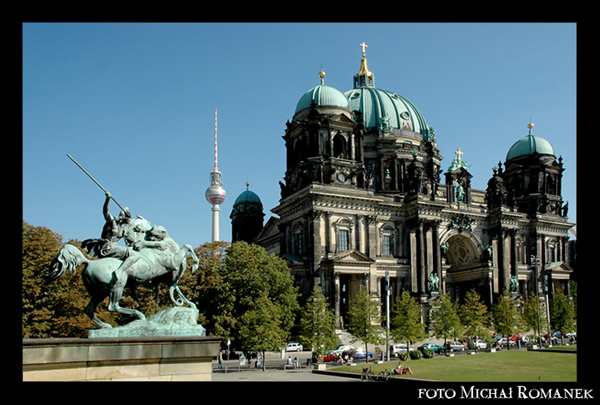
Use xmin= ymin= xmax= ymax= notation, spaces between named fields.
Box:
xmin=66 ymin=153 xmax=126 ymax=212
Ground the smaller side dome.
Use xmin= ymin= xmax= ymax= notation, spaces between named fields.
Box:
xmin=506 ymin=122 xmax=555 ymax=162
xmin=234 ymin=189 xmax=263 ymax=207
xmin=295 ymin=84 xmax=350 ymax=114
xmin=295 ymin=68 xmax=349 ymax=114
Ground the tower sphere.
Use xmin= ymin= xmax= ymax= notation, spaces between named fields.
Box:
xmin=206 ymin=184 xmax=226 ymax=205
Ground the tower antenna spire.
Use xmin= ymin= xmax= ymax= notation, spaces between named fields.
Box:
xmin=205 ymin=108 xmax=226 ymax=242
xmin=214 ymin=108 xmax=219 ymax=169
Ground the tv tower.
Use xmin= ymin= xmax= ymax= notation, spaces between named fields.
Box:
xmin=205 ymin=108 xmax=226 ymax=242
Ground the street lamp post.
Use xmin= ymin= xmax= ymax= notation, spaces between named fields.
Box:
xmin=385 ymin=269 xmax=390 ymax=362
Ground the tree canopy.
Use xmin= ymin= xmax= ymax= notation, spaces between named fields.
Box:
xmin=491 ymin=290 xmax=524 ymax=337
xmin=459 ymin=289 xmax=491 ymax=339
xmin=429 ymin=292 xmax=462 ymax=345
xmin=299 ymin=286 xmax=340 ymax=358
xmin=390 ymin=290 xmax=426 ymax=347
xmin=193 ymin=241 xmax=300 ymax=352
xmin=347 ymin=286 xmax=382 ymax=359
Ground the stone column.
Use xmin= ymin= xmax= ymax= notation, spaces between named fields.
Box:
xmin=498 ymin=228 xmax=509 ymax=293
xmin=334 ymin=272 xmax=341 ymax=328
xmin=367 ymin=215 xmax=378 ymax=258
xmin=416 ymin=219 xmax=426 ymax=297
xmin=325 ymin=211 xmax=333 ymax=255
xmin=432 ymin=220 xmax=442 ymax=291
xmin=357 ymin=215 xmax=367 ymax=254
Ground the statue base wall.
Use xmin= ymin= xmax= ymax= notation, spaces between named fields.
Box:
xmin=86 ymin=307 xmax=206 ymax=338
xmin=22 ymin=335 xmax=222 ymax=381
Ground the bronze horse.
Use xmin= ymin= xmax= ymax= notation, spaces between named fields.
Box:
xmin=46 ymin=226 xmax=199 ymax=329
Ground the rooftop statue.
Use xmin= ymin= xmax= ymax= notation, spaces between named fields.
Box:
xmin=45 ymin=155 xmax=200 ymax=332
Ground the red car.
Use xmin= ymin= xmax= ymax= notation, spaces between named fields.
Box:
xmin=322 ymin=352 xmax=339 ymax=362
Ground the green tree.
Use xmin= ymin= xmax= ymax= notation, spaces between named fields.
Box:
xmin=195 ymin=241 xmax=300 ymax=353
xmin=23 ymin=221 xmax=64 ymax=338
xmin=238 ymin=291 xmax=284 ymax=371
xmin=299 ymin=287 xmax=340 ymax=360
xmin=347 ymin=286 xmax=382 ymax=362
xmin=429 ymin=293 xmax=462 ymax=345
xmin=390 ymin=291 xmax=426 ymax=353
xmin=22 ymin=221 xmax=103 ymax=337
xmin=492 ymin=290 xmax=524 ymax=343
xmin=459 ymin=289 xmax=491 ymax=339
xmin=522 ymin=292 xmax=548 ymax=342
xmin=550 ymin=290 xmax=575 ymax=340
xmin=193 ymin=241 xmax=231 ymax=335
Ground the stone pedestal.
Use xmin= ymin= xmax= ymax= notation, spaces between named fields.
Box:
xmin=23 ymin=335 xmax=222 ymax=381
xmin=86 ymin=307 xmax=206 ymax=338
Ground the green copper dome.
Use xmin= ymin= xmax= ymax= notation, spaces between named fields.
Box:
xmin=343 ymin=46 xmax=429 ymax=135
xmin=344 ymin=87 xmax=428 ymax=135
xmin=295 ymin=84 xmax=350 ymax=114
xmin=506 ymin=123 xmax=555 ymax=161
xmin=233 ymin=189 xmax=263 ymax=207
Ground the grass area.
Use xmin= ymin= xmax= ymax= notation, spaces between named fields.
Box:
xmin=333 ymin=350 xmax=576 ymax=382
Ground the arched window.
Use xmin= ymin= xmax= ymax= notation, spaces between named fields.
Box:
xmin=292 ymin=222 xmax=304 ymax=256
xmin=379 ymin=224 xmax=396 ymax=256
xmin=333 ymin=134 xmax=347 ymax=159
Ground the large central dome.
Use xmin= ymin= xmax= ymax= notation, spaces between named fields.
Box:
xmin=293 ymin=47 xmax=431 ymax=138
xmin=345 ymin=87 xmax=428 ymax=135
xmin=345 ymin=47 xmax=429 ymax=136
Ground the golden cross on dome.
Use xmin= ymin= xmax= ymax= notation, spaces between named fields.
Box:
xmin=455 ymin=148 xmax=464 ymax=160
xmin=359 ymin=42 xmax=368 ymax=55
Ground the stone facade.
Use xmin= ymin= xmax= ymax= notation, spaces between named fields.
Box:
xmin=251 ymin=49 xmax=574 ymax=326
xmin=23 ymin=336 xmax=221 ymax=381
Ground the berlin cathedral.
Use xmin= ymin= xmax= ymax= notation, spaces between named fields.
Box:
xmin=230 ymin=44 xmax=575 ymax=325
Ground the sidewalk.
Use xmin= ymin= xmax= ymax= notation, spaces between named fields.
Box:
xmin=212 ymin=366 xmax=353 ymax=382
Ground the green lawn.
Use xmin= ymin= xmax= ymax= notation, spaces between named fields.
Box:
xmin=333 ymin=350 xmax=577 ymax=382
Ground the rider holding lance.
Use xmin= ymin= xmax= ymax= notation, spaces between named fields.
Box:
xmin=82 ymin=192 xmax=133 ymax=260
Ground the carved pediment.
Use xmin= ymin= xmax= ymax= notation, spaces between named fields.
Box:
xmin=542 ymin=261 xmax=574 ymax=278
xmin=330 ymin=249 xmax=374 ymax=265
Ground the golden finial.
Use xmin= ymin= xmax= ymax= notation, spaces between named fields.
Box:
xmin=528 ymin=120 xmax=534 ymax=135
xmin=356 ymin=42 xmax=373 ymax=87
xmin=318 ymin=67 xmax=326 ymax=85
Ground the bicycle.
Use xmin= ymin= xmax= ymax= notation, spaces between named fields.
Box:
xmin=376 ymin=368 xmax=395 ymax=381
xmin=361 ymin=366 xmax=375 ymax=381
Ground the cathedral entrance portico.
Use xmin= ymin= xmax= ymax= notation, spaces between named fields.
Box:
xmin=442 ymin=232 xmax=493 ymax=305
xmin=324 ymin=249 xmax=374 ymax=328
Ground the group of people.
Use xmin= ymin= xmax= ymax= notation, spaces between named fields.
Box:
xmin=393 ymin=361 xmax=413 ymax=375
xmin=287 ymin=356 xmax=300 ymax=368
xmin=337 ymin=352 xmax=351 ymax=365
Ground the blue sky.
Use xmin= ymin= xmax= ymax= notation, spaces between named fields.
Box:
xmin=22 ymin=23 xmax=577 ymax=247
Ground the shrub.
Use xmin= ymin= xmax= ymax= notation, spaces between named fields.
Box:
xmin=399 ymin=352 xmax=410 ymax=361
xmin=410 ymin=349 xmax=423 ymax=360
xmin=422 ymin=348 xmax=435 ymax=358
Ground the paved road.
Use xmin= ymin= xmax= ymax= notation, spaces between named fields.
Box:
xmin=212 ymin=367 xmax=353 ymax=382
xmin=211 ymin=350 xmax=355 ymax=382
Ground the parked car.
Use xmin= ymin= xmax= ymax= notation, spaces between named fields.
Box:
xmin=390 ymin=344 xmax=415 ymax=356
xmin=447 ymin=341 xmax=465 ymax=351
xmin=495 ymin=337 xmax=515 ymax=347
xmin=330 ymin=344 xmax=354 ymax=355
xmin=351 ymin=349 xmax=373 ymax=359
xmin=473 ymin=339 xmax=487 ymax=349
xmin=418 ymin=343 xmax=445 ymax=354
xmin=286 ymin=342 xmax=303 ymax=352
xmin=322 ymin=351 xmax=339 ymax=362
